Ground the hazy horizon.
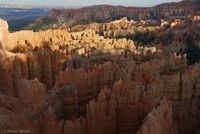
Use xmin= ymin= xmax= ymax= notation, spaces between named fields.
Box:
xmin=0 ymin=0 xmax=181 ymax=7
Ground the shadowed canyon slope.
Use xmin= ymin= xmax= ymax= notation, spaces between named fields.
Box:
xmin=0 ymin=11 xmax=200 ymax=134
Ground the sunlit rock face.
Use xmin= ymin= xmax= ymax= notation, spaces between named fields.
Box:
xmin=0 ymin=19 xmax=15 ymax=62
xmin=0 ymin=18 xmax=9 ymax=61
xmin=0 ymin=16 xmax=200 ymax=134
xmin=0 ymin=18 xmax=8 ymax=45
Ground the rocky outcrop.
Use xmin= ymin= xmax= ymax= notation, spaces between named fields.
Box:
xmin=137 ymin=98 xmax=177 ymax=134
xmin=0 ymin=18 xmax=8 ymax=54
xmin=0 ymin=18 xmax=14 ymax=62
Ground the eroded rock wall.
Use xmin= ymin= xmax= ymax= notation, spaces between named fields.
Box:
xmin=0 ymin=17 xmax=200 ymax=134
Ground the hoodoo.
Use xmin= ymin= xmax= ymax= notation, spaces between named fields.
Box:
xmin=0 ymin=0 xmax=200 ymax=133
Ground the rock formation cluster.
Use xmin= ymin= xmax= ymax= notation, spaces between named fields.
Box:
xmin=0 ymin=14 xmax=200 ymax=134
